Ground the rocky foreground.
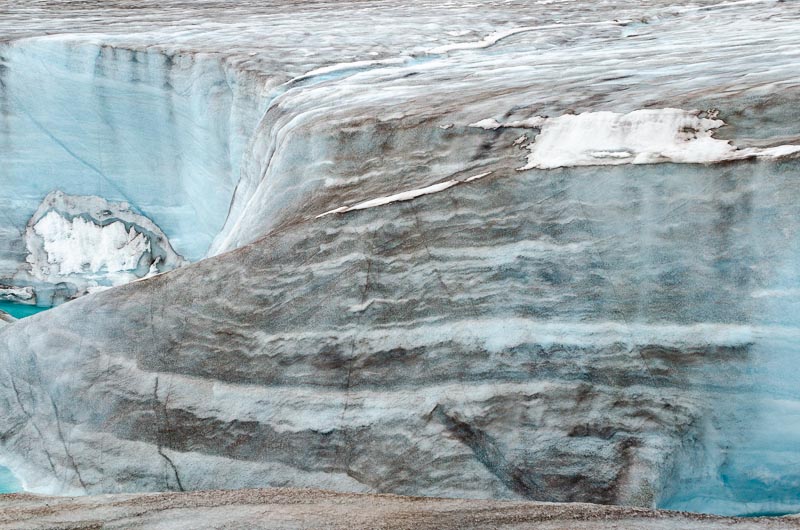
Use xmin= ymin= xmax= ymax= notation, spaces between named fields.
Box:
xmin=1 ymin=488 xmax=798 ymax=530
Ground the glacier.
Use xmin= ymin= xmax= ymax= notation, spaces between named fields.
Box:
xmin=1 ymin=0 xmax=800 ymax=522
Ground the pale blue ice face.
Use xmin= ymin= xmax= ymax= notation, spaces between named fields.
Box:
xmin=659 ymin=332 xmax=800 ymax=516
xmin=0 ymin=38 xmax=251 ymax=264
xmin=0 ymin=466 xmax=21 ymax=494
xmin=654 ymin=161 xmax=800 ymax=516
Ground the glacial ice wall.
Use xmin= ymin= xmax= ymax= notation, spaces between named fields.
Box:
xmin=6 ymin=157 xmax=800 ymax=511
xmin=0 ymin=35 xmax=267 ymax=281
xmin=1 ymin=0 xmax=800 ymax=518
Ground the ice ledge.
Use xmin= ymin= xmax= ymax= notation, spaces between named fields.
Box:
xmin=470 ymin=109 xmax=800 ymax=170
xmin=315 ymin=172 xmax=492 ymax=218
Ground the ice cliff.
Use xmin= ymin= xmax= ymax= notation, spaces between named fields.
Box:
xmin=0 ymin=33 xmax=266 ymax=303
xmin=1 ymin=0 xmax=800 ymax=517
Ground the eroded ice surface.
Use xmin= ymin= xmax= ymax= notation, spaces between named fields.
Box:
xmin=1 ymin=0 xmax=800 ymax=518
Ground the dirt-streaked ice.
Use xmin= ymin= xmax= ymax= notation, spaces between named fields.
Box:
xmin=1 ymin=0 xmax=800 ymax=519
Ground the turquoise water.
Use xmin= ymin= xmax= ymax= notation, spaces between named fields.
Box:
xmin=0 ymin=301 xmax=50 ymax=319
xmin=0 ymin=466 xmax=21 ymax=494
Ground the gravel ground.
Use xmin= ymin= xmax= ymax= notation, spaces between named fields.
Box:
xmin=1 ymin=488 xmax=799 ymax=530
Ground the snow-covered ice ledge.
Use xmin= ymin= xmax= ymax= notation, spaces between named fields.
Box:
xmin=470 ymin=109 xmax=800 ymax=170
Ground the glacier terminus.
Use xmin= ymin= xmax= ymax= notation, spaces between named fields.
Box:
xmin=1 ymin=0 xmax=800 ymax=527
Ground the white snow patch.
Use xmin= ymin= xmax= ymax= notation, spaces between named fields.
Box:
xmin=32 ymin=211 xmax=150 ymax=276
xmin=469 ymin=117 xmax=547 ymax=130
xmin=590 ymin=150 xmax=633 ymax=159
xmin=316 ymin=171 xmax=492 ymax=218
xmin=468 ymin=109 xmax=800 ymax=170
xmin=465 ymin=171 xmax=493 ymax=182
xmin=348 ymin=299 xmax=375 ymax=312
xmin=469 ymin=118 xmax=504 ymax=130
xmin=757 ymin=144 xmax=800 ymax=158
xmin=348 ymin=297 xmax=414 ymax=313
